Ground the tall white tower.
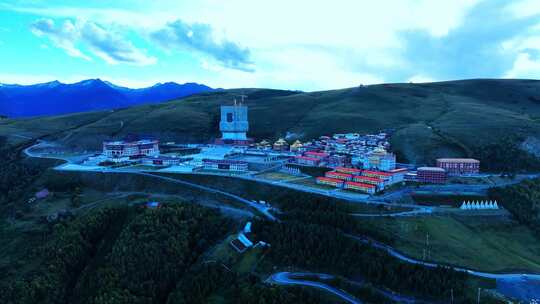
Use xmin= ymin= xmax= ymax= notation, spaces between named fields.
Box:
xmin=219 ymin=100 xmax=249 ymax=142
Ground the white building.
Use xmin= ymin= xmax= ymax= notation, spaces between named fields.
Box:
xmin=217 ymin=101 xmax=251 ymax=145
xmin=103 ymin=139 xmax=159 ymax=159
xmin=202 ymin=159 xmax=248 ymax=171
xmin=355 ymin=147 xmax=396 ymax=171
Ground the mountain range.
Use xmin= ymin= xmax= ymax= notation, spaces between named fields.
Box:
xmin=0 ymin=79 xmax=215 ymax=117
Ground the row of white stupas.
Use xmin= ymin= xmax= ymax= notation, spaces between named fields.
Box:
xmin=459 ymin=200 xmax=499 ymax=210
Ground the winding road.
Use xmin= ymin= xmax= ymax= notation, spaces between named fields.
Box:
xmin=267 ymin=272 xmax=362 ymax=304
xmin=23 ymin=140 xmax=540 ymax=301
xmin=350 ymin=235 xmax=540 ymax=280
xmin=24 ymin=141 xmax=277 ymax=221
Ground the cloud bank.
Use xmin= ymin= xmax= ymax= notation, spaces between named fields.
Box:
xmin=150 ymin=20 xmax=254 ymax=72
xmin=30 ymin=18 xmax=156 ymax=65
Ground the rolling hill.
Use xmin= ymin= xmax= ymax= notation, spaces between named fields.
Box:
xmin=2 ymin=78 xmax=540 ymax=166
xmin=0 ymin=79 xmax=214 ymax=117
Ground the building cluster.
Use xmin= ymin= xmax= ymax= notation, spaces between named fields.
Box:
xmin=250 ymin=131 xmax=396 ymax=171
xmin=406 ymin=158 xmax=480 ymax=183
xmin=316 ymin=167 xmax=407 ymax=194
xmin=202 ymin=158 xmax=249 ymax=171
xmin=103 ymin=138 xmax=160 ymax=160
xmin=97 ymin=104 xmax=483 ymax=191
xmin=101 ymin=137 xmax=190 ymax=167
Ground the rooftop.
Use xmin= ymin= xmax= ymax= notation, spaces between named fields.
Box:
xmin=418 ymin=166 xmax=446 ymax=172
xmin=437 ymin=158 xmax=480 ymax=163
xmin=345 ymin=181 xmax=376 ymax=188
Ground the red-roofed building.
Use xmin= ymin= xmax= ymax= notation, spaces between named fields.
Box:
xmin=436 ymin=158 xmax=480 ymax=175
xmin=316 ymin=177 xmax=345 ymax=188
xmin=325 ymin=171 xmax=353 ymax=181
xmin=344 ymin=181 xmax=376 ymax=194
xmin=304 ymin=151 xmax=329 ymax=159
xmin=353 ymin=175 xmax=386 ymax=189
xmin=295 ymin=156 xmax=321 ymax=166
xmin=335 ymin=167 xmax=363 ymax=175
xmin=362 ymin=170 xmax=392 ymax=181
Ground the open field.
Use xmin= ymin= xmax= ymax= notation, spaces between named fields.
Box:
xmin=288 ymin=177 xmax=338 ymax=190
xmin=361 ymin=214 xmax=540 ymax=273
xmin=2 ymin=80 xmax=540 ymax=166
xmin=256 ymin=171 xmax=301 ymax=181
xmin=410 ymin=192 xmax=488 ymax=207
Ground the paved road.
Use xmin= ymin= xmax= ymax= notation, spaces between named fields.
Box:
xmin=350 ymin=235 xmax=540 ymax=280
xmin=24 ymin=141 xmax=540 ymax=300
xmin=267 ymin=272 xmax=362 ymax=304
xmin=350 ymin=206 xmax=433 ymax=218
xmin=24 ymin=142 xmax=277 ymax=221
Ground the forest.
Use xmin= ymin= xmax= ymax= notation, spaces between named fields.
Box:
xmin=489 ymin=178 xmax=540 ymax=234
xmin=0 ymin=139 xmax=497 ymax=303
xmin=472 ymin=137 xmax=540 ymax=173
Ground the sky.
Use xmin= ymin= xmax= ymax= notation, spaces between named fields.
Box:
xmin=1 ymin=0 xmax=540 ymax=91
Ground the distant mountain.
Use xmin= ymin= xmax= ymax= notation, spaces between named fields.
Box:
xmin=0 ymin=79 xmax=215 ymax=117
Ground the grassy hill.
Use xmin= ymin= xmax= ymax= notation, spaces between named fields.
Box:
xmin=2 ymin=79 xmax=540 ymax=165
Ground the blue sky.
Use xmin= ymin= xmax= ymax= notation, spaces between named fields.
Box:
xmin=1 ymin=0 xmax=540 ymax=91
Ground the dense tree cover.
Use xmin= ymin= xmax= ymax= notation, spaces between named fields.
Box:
xmin=472 ymin=137 xmax=540 ymax=173
xmin=0 ymin=204 xmax=234 ymax=304
xmin=252 ymin=220 xmax=468 ymax=300
xmin=0 ymin=207 xmax=125 ymax=304
xmin=489 ymin=178 xmax=540 ymax=233
xmin=0 ymin=141 xmax=44 ymax=216
xmin=273 ymin=192 xmax=393 ymax=243
xmin=166 ymin=263 xmax=329 ymax=304
xmin=74 ymin=204 xmax=232 ymax=304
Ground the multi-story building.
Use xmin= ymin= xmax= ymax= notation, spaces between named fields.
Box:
xmin=103 ymin=139 xmax=160 ymax=159
xmin=316 ymin=177 xmax=345 ymax=188
xmin=217 ymin=102 xmax=252 ymax=145
xmin=327 ymin=154 xmax=352 ymax=168
xmin=335 ymin=167 xmax=363 ymax=175
xmin=344 ymin=181 xmax=376 ymax=194
xmin=436 ymin=158 xmax=480 ymax=175
xmin=304 ymin=151 xmax=329 ymax=160
xmin=202 ymin=159 xmax=248 ymax=171
xmin=417 ymin=167 xmax=446 ymax=183
xmin=295 ymin=156 xmax=321 ymax=166
xmin=325 ymin=171 xmax=353 ymax=181
xmin=388 ymin=168 xmax=408 ymax=183
xmin=362 ymin=170 xmax=393 ymax=183
xmin=358 ymin=147 xmax=396 ymax=171
xmin=273 ymin=138 xmax=289 ymax=151
xmin=353 ymin=175 xmax=385 ymax=190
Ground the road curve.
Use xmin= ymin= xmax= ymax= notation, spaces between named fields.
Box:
xmin=351 ymin=235 xmax=540 ymax=280
xmin=267 ymin=272 xmax=362 ymax=304
xmin=23 ymin=142 xmax=277 ymax=221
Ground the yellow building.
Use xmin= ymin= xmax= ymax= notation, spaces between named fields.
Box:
xmin=273 ymin=138 xmax=289 ymax=151
xmin=257 ymin=139 xmax=271 ymax=149
xmin=290 ymin=140 xmax=303 ymax=152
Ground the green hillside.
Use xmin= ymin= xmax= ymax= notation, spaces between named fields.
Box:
xmin=2 ymin=79 xmax=540 ymax=166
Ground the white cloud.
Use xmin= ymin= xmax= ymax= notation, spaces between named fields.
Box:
xmin=507 ymin=0 xmax=540 ymax=18
xmin=30 ymin=18 xmax=156 ymax=65
xmin=505 ymin=53 xmax=540 ymax=79
xmin=151 ymin=19 xmax=253 ymax=72
xmin=30 ymin=19 xmax=92 ymax=60
xmin=407 ymin=75 xmax=436 ymax=83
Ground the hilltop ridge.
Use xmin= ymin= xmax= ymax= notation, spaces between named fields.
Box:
xmin=0 ymin=79 xmax=215 ymax=117
xmin=2 ymin=78 xmax=540 ymax=165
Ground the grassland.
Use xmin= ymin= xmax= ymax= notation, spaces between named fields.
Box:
xmin=2 ymin=79 xmax=540 ymax=165
xmin=361 ymin=214 xmax=540 ymax=273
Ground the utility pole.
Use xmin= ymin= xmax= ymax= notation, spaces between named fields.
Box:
xmin=477 ymin=288 xmax=481 ymax=304
xmin=451 ymin=288 xmax=454 ymax=304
